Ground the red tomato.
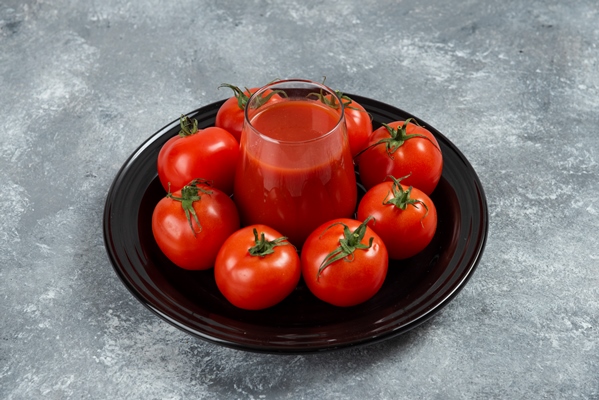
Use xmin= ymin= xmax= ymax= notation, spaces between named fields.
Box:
xmin=311 ymin=91 xmax=372 ymax=157
xmin=357 ymin=119 xmax=443 ymax=195
xmin=215 ymin=84 xmax=258 ymax=142
xmin=215 ymin=225 xmax=301 ymax=310
xmin=157 ymin=115 xmax=239 ymax=194
xmin=343 ymin=96 xmax=373 ymax=157
xmin=301 ymin=218 xmax=388 ymax=307
xmin=215 ymin=83 xmax=284 ymax=142
xmin=357 ymin=175 xmax=437 ymax=260
xmin=152 ymin=179 xmax=240 ymax=270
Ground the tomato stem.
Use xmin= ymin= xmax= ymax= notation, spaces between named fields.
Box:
xmin=384 ymin=175 xmax=429 ymax=223
xmin=219 ymin=82 xmax=286 ymax=110
xmin=248 ymin=229 xmax=291 ymax=257
xmin=166 ymin=179 xmax=213 ymax=235
xmin=317 ymin=217 xmax=375 ymax=281
xmin=178 ymin=115 xmax=199 ymax=137
xmin=219 ymin=83 xmax=252 ymax=110
xmin=307 ymin=89 xmax=365 ymax=113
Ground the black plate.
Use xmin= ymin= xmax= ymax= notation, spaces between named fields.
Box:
xmin=103 ymin=95 xmax=488 ymax=354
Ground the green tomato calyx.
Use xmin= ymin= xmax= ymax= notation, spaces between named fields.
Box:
xmin=178 ymin=115 xmax=199 ymax=137
xmin=317 ymin=217 xmax=375 ymax=281
xmin=307 ymin=89 xmax=364 ymax=113
xmin=219 ymin=83 xmax=252 ymax=110
xmin=248 ymin=229 xmax=291 ymax=258
xmin=166 ymin=179 xmax=213 ymax=236
xmin=313 ymin=77 xmax=362 ymax=112
xmin=219 ymin=82 xmax=285 ymax=110
xmin=384 ymin=175 xmax=429 ymax=223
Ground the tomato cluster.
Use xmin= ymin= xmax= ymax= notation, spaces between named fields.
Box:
xmin=151 ymin=82 xmax=443 ymax=310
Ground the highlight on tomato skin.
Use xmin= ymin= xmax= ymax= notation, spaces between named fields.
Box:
xmin=357 ymin=175 xmax=438 ymax=260
xmin=214 ymin=224 xmax=301 ymax=311
xmin=300 ymin=217 xmax=389 ymax=307
xmin=151 ymin=179 xmax=240 ymax=271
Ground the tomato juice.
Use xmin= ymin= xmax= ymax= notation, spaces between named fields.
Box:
xmin=251 ymin=99 xmax=339 ymax=142
xmin=234 ymin=99 xmax=357 ymax=247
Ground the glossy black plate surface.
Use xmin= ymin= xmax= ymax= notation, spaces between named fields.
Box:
xmin=103 ymin=95 xmax=488 ymax=353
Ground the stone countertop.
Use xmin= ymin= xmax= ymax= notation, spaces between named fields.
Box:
xmin=1 ymin=0 xmax=598 ymax=398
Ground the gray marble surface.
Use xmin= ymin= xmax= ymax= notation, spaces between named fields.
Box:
xmin=2 ymin=0 xmax=598 ymax=398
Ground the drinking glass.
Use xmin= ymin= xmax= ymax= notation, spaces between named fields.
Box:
xmin=233 ymin=79 xmax=357 ymax=246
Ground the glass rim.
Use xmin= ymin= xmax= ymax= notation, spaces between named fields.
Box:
xmin=244 ymin=79 xmax=346 ymax=145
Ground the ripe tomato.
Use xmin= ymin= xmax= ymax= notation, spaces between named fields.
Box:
xmin=152 ymin=179 xmax=240 ymax=270
xmin=357 ymin=175 xmax=437 ymax=260
xmin=342 ymin=95 xmax=373 ymax=157
xmin=310 ymin=90 xmax=372 ymax=157
xmin=215 ymin=83 xmax=284 ymax=142
xmin=215 ymin=84 xmax=258 ymax=142
xmin=157 ymin=115 xmax=239 ymax=194
xmin=215 ymin=225 xmax=301 ymax=310
xmin=356 ymin=119 xmax=443 ymax=195
xmin=301 ymin=218 xmax=388 ymax=307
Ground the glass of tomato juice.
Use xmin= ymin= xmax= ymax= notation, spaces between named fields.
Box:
xmin=233 ymin=79 xmax=358 ymax=247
